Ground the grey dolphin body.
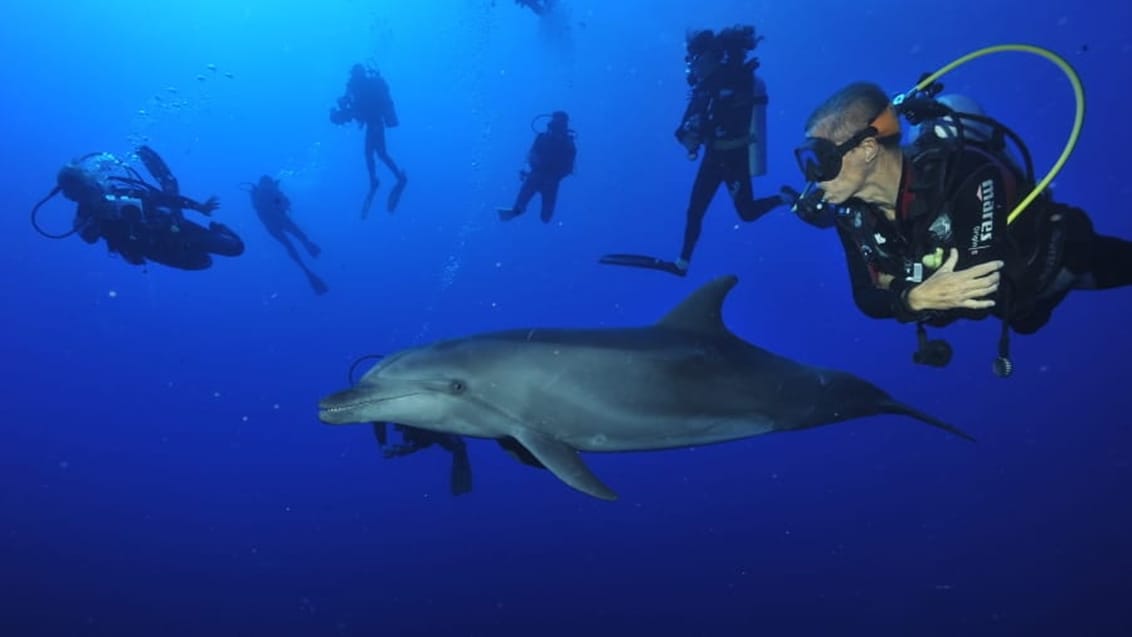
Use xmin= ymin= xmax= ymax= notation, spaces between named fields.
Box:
xmin=318 ymin=275 xmax=971 ymax=501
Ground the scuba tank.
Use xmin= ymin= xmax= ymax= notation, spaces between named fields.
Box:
xmin=379 ymin=77 xmax=399 ymax=128
xmin=748 ymin=75 xmax=768 ymax=177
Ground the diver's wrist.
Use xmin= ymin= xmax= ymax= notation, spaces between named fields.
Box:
xmin=903 ymin=285 xmax=926 ymax=312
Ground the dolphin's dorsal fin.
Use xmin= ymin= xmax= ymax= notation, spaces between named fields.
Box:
xmin=656 ymin=275 xmax=739 ymax=334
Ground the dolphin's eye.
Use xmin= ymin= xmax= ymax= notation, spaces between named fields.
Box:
xmin=449 ymin=380 xmax=467 ymax=394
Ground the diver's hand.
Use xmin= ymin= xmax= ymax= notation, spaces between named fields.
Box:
xmin=678 ymin=134 xmax=700 ymax=156
xmin=198 ymin=196 xmax=220 ymax=216
xmin=905 ymin=248 xmax=1003 ymax=312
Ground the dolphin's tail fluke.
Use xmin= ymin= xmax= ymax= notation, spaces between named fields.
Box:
xmin=881 ymin=400 xmax=975 ymax=442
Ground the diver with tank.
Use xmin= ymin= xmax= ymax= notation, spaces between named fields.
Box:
xmin=787 ymin=45 xmax=1132 ymax=377
xmin=600 ymin=24 xmax=789 ymax=277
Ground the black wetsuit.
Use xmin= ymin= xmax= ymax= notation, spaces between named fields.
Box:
xmin=676 ymin=61 xmax=782 ymax=263
xmin=249 ymin=177 xmax=326 ymax=294
xmin=834 ymin=141 xmax=1132 ymax=334
xmin=77 ymin=202 xmax=242 ymax=270
xmin=344 ymin=71 xmax=403 ymax=188
xmin=507 ymin=129 xmax=576 ymax=222
xmin=374 ymin=423 xmax=472 ymax=496
xmin=73 ymin=149 xmax=243 ymax=270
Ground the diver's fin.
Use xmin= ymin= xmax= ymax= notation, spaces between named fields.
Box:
xmin=657 ymin=275 xmax=739 ymax=335
xmin=360 ymin=184 xmax=378 ymax=219
xmin=450 ymin=447 xmax=473 ymax=495
xmin=307 ymin=271 xmax=329 ymax=296
xmin=513 ymin=430 xmax=617 ymax=501
xmin=599 ymin=253 xmax=686 ymax=277
xmin=135 ymin=145 xmax=179 ymax=196
xmin=372 ymin=422 xmax=388 ymax=446
xmin=498 ymin=437 xmax=547 ymax=469
xmin=387 ymin=172 xmax=407 ymax=213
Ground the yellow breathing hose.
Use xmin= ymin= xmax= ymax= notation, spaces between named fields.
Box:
xmin=908 ymin=44 xmax=1086 ymax=225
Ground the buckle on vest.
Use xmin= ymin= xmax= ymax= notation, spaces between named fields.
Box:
xmin=904 ymin=260 xmax=924 ymax=283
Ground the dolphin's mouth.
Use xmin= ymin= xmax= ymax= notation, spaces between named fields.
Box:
xmin=317 ymin=389 xmax=421 ymax=423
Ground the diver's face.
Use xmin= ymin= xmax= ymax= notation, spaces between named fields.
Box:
xmin=689 ymin=52 xmax=721 ymax=83
xmin=805 ymin=123 xmax=875 ymax=205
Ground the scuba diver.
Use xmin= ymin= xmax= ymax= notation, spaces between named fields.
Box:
xmin=372 ymin=422 xmax=473 ymax=496
xmin=601 ymin=25 xmax=789 ymax=277
xmin=372 ymin=422 xmax=550 ymax=496
xmin=793 ymin=80 xmax=1132 ymax=375
xmin=514 ymin=0 xmax=554 ymax=15
xmin=349 ymin=352 xmax=548 ymax=497
xmin=243 ymin=175 xmax=328 ymax=295
xmin=497 ymin=110 xmax=577 ymax=224
xmin=32 ymin=146 xmax=244 ymax=270
xmin=329 ymin=63 xmax=407 ymax=218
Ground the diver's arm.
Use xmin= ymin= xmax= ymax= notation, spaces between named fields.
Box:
xmin=527 ymin=134 xmax=548 ymax=168
xmin=836 ymin=226 xmax=921 ymax=322
xmin=901 ymin=154 xmax=1012 ymax=313
xmin=562 ymin=141 xmax=577 ymax=177
xmin=74 ymin=203 xmax=100 ymax=243
xmin=170 ymin=194 xmax=220 ymax=216
xmin=675 ymin=88 xmax=709 ymax=147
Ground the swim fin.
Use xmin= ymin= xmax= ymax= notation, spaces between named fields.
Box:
xmin=387 ymin=172 xmax=407 ymax=213
xmin=360 ymin=183 xmax=378 ymax=219
xmin=599 ymin=253 xmax=687 ymax=277
xmin=497 ymin=207 xmax=520 ymax=221
xmin=450 ymin=447 xmax=473 ymax=496
xmin=307 ymin=271 xmax=329 ymax=296
xmin=372 ymin=421 xmax=388 ymax=446
xmin=136 ymin=145 xmax=180 ymax=196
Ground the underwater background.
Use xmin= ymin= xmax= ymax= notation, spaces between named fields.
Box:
xmin=3 ymin=0 xmax=1131 ymax=635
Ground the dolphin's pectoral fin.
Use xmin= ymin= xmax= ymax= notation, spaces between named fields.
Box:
xmin=514 ymin=430 xmax=618 ymax=501
xmin=497 ymin=437 xmax=547 ymax=469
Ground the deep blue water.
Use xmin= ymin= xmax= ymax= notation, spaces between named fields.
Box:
xmin=3 ymin=1 xmax=1131 ymax=635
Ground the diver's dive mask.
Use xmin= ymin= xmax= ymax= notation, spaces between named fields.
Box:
xmin=793 ymin=104 xmax=901 ymax=183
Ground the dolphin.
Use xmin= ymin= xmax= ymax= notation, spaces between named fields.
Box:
xmin=318 ymin=275 xmax=971 ymax=501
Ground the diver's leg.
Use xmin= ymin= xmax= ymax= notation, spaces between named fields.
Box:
xmin=271 ymin=229 xmax=307 ymax=270
xmin=679 ymin=155 xmax=724 ymax=266
xmin=1054 ymin=207 xmax=1132 ymax=291
xmin=723 ymin=149 xmax=784 ymax=223
xmin=500 ymin=174 xmax=539 ymax=221
xmin=539 ymin=179 xmax=561 ymax=223
xmin=1013 ymin=208 xmax=1132 ymax=333
xmin=271 ymin=227 xmax=327 ymax=294
xmin=197 ymin=221 xmax=245 ymax=257
xmin=1064 ymin=235 xmax=1132 ymax=290
xmin=151 ymin=251 xmax=211 ymax=270
xmin=145 ymin=228 xmax=213 ymax=270
xmin=372 ymin=125 xmax=403 ymax=179
xmin=281 ymin=217 xmax=320 ymax=258
xmin=364 ymin=126 xmax=380 ymax=188
xmin=369 ymin=124 xmax=402 ymax=178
